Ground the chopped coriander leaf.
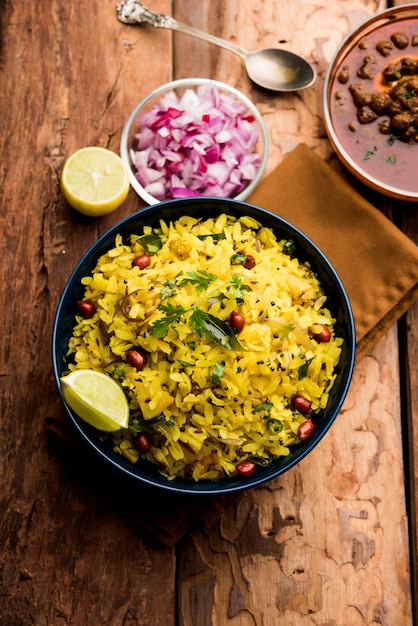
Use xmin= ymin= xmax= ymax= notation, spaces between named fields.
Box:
xmin=189 ymin=307 xmax=208 ymax=336
xmin=178 ymin=270 xmax=217 ymax=292
xmin=211 ymin=361 xmax=225 ymax=384
xmin=160 ymin=279 xmax=177 ymax=300
xmin=283 ymin=239 xmax=296 ymax=256
xmin=227 ymin=274 xmax=252 ymax=301
xmin=112 ymin=365 xmax=125 ymax=378
xmin=364 ymin=146 xmax=377 ymax=160
xmin=150 ymin=271 xmax=248 ymax=349
xmin=252 ymin=402 xmax=273 ymax=417
xmin=230 ymin=253 xmax=249 ymax=265
xmin=150 ymin=303 xmax=186 ymax=337
xmin=298 ymin=357 xmax=314 ymax=380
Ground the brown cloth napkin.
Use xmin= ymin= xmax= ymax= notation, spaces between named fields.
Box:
xmin=249 ymin=143 xmax=418 ymax=361
xmin=46 ymin=143 xmax=418 ymax=546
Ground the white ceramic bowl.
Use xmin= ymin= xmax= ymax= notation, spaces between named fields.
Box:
xmin=120 ymin=78 xmax=268 ymax=205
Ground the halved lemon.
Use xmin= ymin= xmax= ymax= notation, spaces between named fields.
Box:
xmin=60 ymin=369 xmax=129 ymax=432
xmin=61 ymin=147 xmax=130 ymax=216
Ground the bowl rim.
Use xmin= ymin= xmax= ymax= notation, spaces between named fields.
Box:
xmin=52 ymin=197 xmax=356 ymax=495
xmin=323 ymin=3 xmax=418 ymax=201
xmin=120 ymin=77 xmax=269 ymax=205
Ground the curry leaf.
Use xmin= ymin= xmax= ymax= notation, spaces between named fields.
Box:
xmin=201 ymin=312 xmax=245 ymax=350
xmin=129 ymin=413 xmax=169 ymax=433
xmin=138 ymin=234 xmax=163 ymax=256
xmin=248 ymin=455 xmax=273 ymax=467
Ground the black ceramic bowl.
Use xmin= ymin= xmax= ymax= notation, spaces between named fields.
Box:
xmin=52 ymin=197 xmax=356 ymax=495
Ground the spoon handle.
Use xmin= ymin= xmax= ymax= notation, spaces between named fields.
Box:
xmin=116 ymin=0 xmax=248 ymax=59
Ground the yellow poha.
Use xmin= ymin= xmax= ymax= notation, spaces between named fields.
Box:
xmin=66 ymin=213 xmax=343 ymax=481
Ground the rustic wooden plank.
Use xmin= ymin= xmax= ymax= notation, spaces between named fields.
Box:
xmin=174 ymin=1 xmax=413 ymax=624
xmin=395 ymin=198 xmax=418 ymax=614
xmin=401 ymin=294 xmax=418 ymax=616
xmin=178 ymin=330 xmax=412 ymax=625
xmin=1 ymin=0 xmax=415 ymax=623
xmin=0 ymin=1 xmax=176 ymax=623
xmin=392 ymin=0 xmax=418 ymax=614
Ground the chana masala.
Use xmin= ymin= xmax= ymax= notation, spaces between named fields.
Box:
xmin=329 ymin=16 xmax=418 ymax=194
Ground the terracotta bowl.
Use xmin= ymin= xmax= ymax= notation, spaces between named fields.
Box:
xmin=323 ymin=5 xmax=418 ymax=201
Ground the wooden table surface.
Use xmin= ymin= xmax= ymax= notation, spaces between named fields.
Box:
xmin=1 ymin=0 xmax=417 ymax=624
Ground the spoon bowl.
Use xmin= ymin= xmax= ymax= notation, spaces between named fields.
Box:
xmin=244 ymin=48 xmax=315 ymax=92
xmin=116 ymin=0 xmax=316 ymax=93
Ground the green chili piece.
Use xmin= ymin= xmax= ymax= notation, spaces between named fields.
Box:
xmin=267 ymin=418 xmax=283 ymax=433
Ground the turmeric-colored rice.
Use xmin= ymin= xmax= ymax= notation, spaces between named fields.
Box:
xmin=67 ymin=213 xmax=343 ymax=481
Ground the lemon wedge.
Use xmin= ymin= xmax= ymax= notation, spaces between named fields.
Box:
xmin=61 ymin=147 xmax=130 ymax=216
xmin=60 ymin=370 xmax=129 ymax=432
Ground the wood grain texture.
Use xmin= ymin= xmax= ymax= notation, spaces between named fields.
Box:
xmin=402 ymin=297 xmax=418 ymax=616
xmin=174 ymin=1 xmax=413 ymax=624
xmin=1 ymin=0 xmax=416 ymax=624
xmin=179 ymin=329 xmax=412 ymax=625
xmin=0 ymin=1 xmax=175 ymax=624
xmin=392 ymin=0 xmax=418 ymax=614
xmin=396 ymin=195 xmax=418 ymax=614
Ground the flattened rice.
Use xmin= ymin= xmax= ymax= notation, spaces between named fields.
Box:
xmin=65 ymin=213 xmax=343 ymax=481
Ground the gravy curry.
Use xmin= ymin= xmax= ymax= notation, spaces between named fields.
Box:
xmin=329 ymin=17 xmax=418 ymax=194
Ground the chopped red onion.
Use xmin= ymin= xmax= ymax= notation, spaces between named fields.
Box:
xmin=130 ymin=84 xmax=263 ymax=201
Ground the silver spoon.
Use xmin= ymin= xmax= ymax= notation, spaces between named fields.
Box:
xmin=116 ymin=0 xmax=316 ymax=92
